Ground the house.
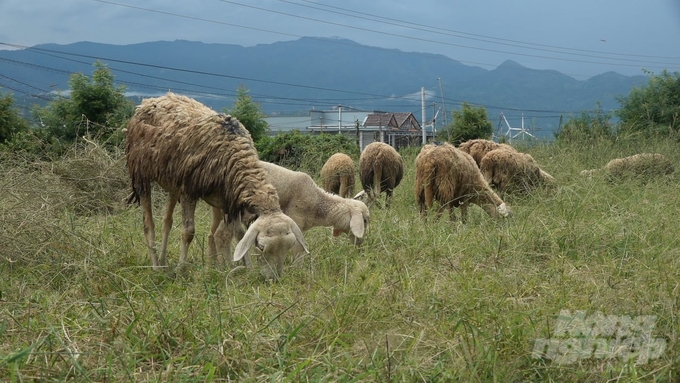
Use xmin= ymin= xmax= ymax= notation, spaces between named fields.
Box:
xmin=266 ymin=106 xmax=432 ymax=151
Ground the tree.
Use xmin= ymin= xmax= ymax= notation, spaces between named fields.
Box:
xmin=224 ymin=85 xmax=269 ymax=142
xmin=617 ymin=70 xmax=680 ymax=135
xmin=0 ymin=92 xmax=30 ymax=143
xmin=554 ymin=102 xmax=615 ymax=143
xmin=33 ymin=61 xmax=134 ymax=143
xmin=439 ymin=102 xmax=493 ymax=145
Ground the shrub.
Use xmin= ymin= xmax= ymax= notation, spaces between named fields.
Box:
xmin=256 ymin=131 xmax=360 ymax=174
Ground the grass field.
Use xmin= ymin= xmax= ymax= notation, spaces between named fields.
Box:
xmin=1 ymin=137 xmax=678 ymax=382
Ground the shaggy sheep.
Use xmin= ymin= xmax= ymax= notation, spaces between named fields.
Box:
xmin=358 ymin=142 xmax=404 ymax=208
xmin=580 ymin=153 xmax=674 ymax=182
xmin=415 ymin=142 xmax=510 ymax=222
xmin=479 ymin=148 xmax=556 ymax=195
xmin=457 ymin=138 xmax=517 ymax=167
xmin=209 ymin=161 xmax=370 ymax=264
xmin=320 ymin=153 xmax=356 ymax=198
xmin=125 ymin=92 xmax=307 ymax=280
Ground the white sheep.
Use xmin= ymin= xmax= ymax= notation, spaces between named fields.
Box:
xmin=208 ymin=160 xmax=370 ymax=264
xmin=125 ymin=92 xmax=307 ymax=280
xmin=320 ymin=152 xmax=356 ymax=198
xmin=415 ymin=142 xmax=510 ymax=222
xmin=457 ymin=138 xmax=517 ymax=167
xmin=358 ymin=142 xmax=404 ymax=208
xmin=580 ymin=153 xmax=674 ymax=182
xmin=479 ymin=148 xmax=556 ymax=195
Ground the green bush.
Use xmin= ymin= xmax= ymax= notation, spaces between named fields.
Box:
xmin=256 ymin=131 xmax=360 ymax=174
xmin=554 ymin=104 xmax=616 ymax=143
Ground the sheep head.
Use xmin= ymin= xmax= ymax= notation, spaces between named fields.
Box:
xmin=233 ymin=212 xmax=308 ymax=280
xmin=333 ymin=199 xmax=370 ymax=246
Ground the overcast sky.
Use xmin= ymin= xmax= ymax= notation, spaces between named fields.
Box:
xmin=1 ymin=0 xmax=680 ymax=79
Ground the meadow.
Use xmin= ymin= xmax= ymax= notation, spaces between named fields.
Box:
xmin=1 ymin=136 xmax=678 ymax=382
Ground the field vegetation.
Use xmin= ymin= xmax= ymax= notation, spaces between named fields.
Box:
xmin=1 ymin=64 xmax=679 ymax=381
xmin=1 ymin=133 xmax=679 ymax=382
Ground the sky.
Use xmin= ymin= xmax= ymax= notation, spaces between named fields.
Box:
xmin=1 ymin=0 xmax=680 ymax=80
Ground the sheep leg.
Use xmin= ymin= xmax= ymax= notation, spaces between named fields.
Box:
xmin=385 ymin=188 xmax=393 ymax=208
xmin=207 ymin=206 xmax=226 ymax=265
xmin=178 ymin=196 xmax=197 ymax=268
xmin=140 ymin=191 xmax=160 ymax=269
xmin=459 ymin=202 xmax=469 ymax=223
xmin=158 ymin=192 xmax=179 ymax=268
xmin=339 ymin=181 xmax=347 ymax=200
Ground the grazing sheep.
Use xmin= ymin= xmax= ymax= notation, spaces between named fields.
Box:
xmin=480 ymin=148 xmax=556 ymax=195
xmin=209 ymin=161 xmax=370 ymax=264
xmin=458 ymin=139 xmax=517 ymax=167
xmin=320 ymin=153 xmax=356 ymax=198
xmin=358 ymin=142 xmax=404 ymax=208
xmin=415 ymin=142 xmax=510 ymax=222
xmin=125 ymin=92 xmax=307 ymax=280
xmin=580 ymin=153 xmax=674 ymax=182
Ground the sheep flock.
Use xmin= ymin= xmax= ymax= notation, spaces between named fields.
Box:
xmin=123 ymin=94 xmax=675 ymax=281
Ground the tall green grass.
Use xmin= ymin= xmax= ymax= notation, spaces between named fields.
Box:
xmin=1 ymin=138 xmax=678 ymax=382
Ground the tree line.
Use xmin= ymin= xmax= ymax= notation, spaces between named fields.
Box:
xmin=1 ymin=61 xmax=679 ymax=161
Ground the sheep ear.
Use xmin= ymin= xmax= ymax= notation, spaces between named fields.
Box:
xmin=233 ymin=222 xmax=259 ymax=261
xmin=290 ymin=220 xmax=309 ymax=254
xmin=350 ymin=211 xmax=365 ymax=239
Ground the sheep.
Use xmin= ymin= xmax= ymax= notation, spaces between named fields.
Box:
xmin=479 ymin=148 xmax=556 ymax=196
xmin=580 ymin=153 xmax=674 ymax=182
xmin=320 ymin=153 xmax=356 ymax=198
xmin=415 ymin=142 xmax=510 ymax=222
xmin=124 ymin=92 xmax=307 ymax=280
xmin=208 ymin=160 xmax=370 ymax=264
xmin=358 ymin=142 xmax=404 ymax=208
xmin=457 ymin=138 xmax=517 ymax=167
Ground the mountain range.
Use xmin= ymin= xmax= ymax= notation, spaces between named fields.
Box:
xmin=0 ymin=37 xmax=648 ymax=136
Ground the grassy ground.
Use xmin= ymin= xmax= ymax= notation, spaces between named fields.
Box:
xmin=1 ymin=137 xmax=678 ymax=382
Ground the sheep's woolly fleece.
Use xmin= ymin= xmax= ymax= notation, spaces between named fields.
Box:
xmin=321 ymin=152 xmax=356 ymax=198
xmin=457 ymin=139 xmax=517 ymax=167
xmin=125 ymin=92 xmax=280 ymax=222
xmin=359 ymin=142 xmax=404 ymax=205
xmin=581 ymin=153 xmax=675 ymax=181
xmin=415 ymin=142 xmax=509 ymax=221
xmin=480 ymin=148 xmax=555 ymax=195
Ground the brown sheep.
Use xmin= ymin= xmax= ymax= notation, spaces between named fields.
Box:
xmin=125 ymin=92 xmax=307 ymax=280
xmin=480 ymin=148 xmax=556 ymax=195
xmin=457 ymin=138 xmax=517 ymax=167
xmin=415 ymin=142 xmax=510 ymax=222
xmin=209 ymin=161 xmax=370 ymax=264
xmin=580 ymin=153 xmax=674 ymax=182
xmin=320 ymin=153 xmax=356 ymax=198
xmin=358 ymin=142 xmax=404 ymax=208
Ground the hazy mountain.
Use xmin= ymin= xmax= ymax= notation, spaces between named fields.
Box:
xmin=0 ymin=37 xmax=648 ymax=136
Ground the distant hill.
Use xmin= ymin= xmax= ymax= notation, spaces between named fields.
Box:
xmin=0 ymin=37 xmax=648 ymax=136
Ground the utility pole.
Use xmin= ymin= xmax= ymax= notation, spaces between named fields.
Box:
xmin=421 ymin=87 xmax=426 ymax=145
xmin=355 ymin=119 xmax=360 ymax=148
xmin=432 ymin=102 xmax=437 ymax=139
xmin=438 ymin=78 xmax=448 ymax=127
xmin=338 ymin=104 xmax=342 ymax=133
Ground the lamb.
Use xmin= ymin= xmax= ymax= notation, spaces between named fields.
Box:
xmin=320 ymin=153 xmax=356 ymax=198
xmin=457 ymin=138 xmax=517 ymax=167
xmin=415 ymin=142 xmax=510 ymax=222
xmin=209 ymin=160 xmax=370 ymax=264
xmin=580 ymin=153 xmax=674 ymax=182
xmin=479 ymin=148 xmax=556 ymax=195
xmin=357 ymin=142 xmax=404 ymax=208
xmin=124 ymin=92 xmax=307 ymax=280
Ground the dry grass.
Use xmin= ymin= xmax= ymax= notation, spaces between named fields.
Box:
xmin=1 ymin=137 xmax=679 ymax=382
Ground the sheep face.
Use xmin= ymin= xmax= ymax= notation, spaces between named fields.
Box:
xmin=234 ymin=212 xmax=308 ymax=280
xmin=334 ymin=200 xmax=370 ymax=246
